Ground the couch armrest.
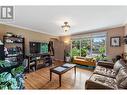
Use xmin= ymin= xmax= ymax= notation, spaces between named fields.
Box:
xmin=85 ymin=80 xmax=113 ymax=89
xmin=97 ymin=61 xmax=114 ymax=69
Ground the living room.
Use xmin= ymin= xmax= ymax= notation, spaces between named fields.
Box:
xmin=0 ymin=6 xmax=127 ymax=91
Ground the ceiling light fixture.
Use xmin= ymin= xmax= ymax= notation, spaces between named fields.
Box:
xmin=61 ymin=22 xmax=70 ymax=32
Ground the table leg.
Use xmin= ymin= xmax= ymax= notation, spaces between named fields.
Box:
xmin=74 ymin=66 xmax=76 ymax=75
xmin=59 ymin=74 xmax=61 ymax=87
xmin=35 ymin=60 xmax=37 ymax=71
xmin=28 ymin=57 xmax=30 ymax=73
xmin=50 ymin=70 xmax=52 ymax=81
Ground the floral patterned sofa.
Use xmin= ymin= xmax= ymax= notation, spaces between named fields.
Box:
xmin=85 ymin=60 xmax=127 ymax=89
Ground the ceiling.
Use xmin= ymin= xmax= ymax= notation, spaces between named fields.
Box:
xmin=1 ymin=6 xmax=127 ymax=36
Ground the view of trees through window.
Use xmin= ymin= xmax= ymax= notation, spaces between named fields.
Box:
xmin=71 ymin=40 xmax=80 ymax=56
xmin=92 ymin=37 xmax=106 ymax=55
xmin=81 ymin=38 xmax=91 ymax=57
xmin=71 ymin=36 xmax=106 ymax=57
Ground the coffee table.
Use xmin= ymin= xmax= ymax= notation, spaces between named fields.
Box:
xmin=50 ymin=63 xmax=76 ymax=87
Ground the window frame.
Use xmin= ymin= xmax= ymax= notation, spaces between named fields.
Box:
xmin=70 ymin=33 xmax=107 ymax=57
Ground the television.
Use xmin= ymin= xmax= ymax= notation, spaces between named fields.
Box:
xmin=40 ymin=43 xmax=48 ymax=54
xmin=30 ymin=42 xmax=48 ymax=54
xmin=30 ymin=42 xmax=40 ymax=54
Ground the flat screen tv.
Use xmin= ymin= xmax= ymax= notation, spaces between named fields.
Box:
xmin=40 ymin=43 xmax=48 ymax=54
xmin=30 ymin=42 xmax=40 ymax=54
xmin=30 ymin=42 xmax=48 ymax=54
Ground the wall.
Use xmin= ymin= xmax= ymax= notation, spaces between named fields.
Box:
xmin=0 ymin=24 xmax=58 ymax=55
xmin=52 ymin=38 xmax=65 ymax=61
xmin=124 ymin=24 xmax=127 ymax=53
xmin=107 ymin=27 xmax=124 ymax=58
xmin=60 ymin=26 xmax=125 ymax=60
xmin=0 ymin=24 xmax=125 ymax=61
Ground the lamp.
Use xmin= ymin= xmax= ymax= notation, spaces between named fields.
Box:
xmin=61 ymin=22 xmax=70 ymax=32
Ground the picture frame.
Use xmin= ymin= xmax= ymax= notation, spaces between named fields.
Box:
xmin=110 ymin=36 xmax=121 ymax=47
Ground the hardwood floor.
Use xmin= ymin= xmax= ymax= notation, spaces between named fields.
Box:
xmin=25 ymin=61 xmax=93 ymax=89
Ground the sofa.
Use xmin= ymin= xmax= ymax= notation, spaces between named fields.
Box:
xmin=85 ymin=60 xmax=127 ymax=89
xmin=73 ymin=56 xmax=96 ymax=67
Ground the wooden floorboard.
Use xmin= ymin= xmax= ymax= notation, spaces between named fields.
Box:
xmin=25 ymin=61 xmax=93 ymax=89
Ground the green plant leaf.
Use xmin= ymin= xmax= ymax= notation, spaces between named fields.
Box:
xmin=0 ymin=60 xmax=11 ymax=68
xmin=8 ymin=78 xmax=18 ymax=90
xmin=11 ymin=66 xmax=24 ymax=76
xmin=0 ymin=84 xmax=8 ymax=90
xmin=0 ymin=72 xmax=12 ymax=83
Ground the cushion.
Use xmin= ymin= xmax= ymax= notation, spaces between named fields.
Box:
xmin=116 ymin=68 xmax=127 ymax=86
xmin=94 ymin=66 xmax=116 ymax=78
xmin=90 ymin=74 xmax=118 ymax=89
xmin=119 ymin=78 xmax=127 ymax=88
xmin=113 ymin=59 xmax=125 ymax=74
xmin=84 ymin=57 xmax=94 ymax=62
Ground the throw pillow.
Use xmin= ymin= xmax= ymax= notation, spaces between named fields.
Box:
xmin=85 ymin=57 xmax=93 ymax=62
xmin=113 ymin=59 xmax=125 ymax=74
xmin=76 ymin=56 xmax=84 ymax=59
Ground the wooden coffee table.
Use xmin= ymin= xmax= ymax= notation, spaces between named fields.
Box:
xmin=50 ymin=63 xmax=76 ymax=87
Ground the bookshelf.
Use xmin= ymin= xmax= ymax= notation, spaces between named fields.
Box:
xmin=3 ymin=35 xmax=25 ymax=64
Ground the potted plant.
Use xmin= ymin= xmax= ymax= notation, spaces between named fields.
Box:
xmin=64 ymin=50 xmax=71 ymax=63
xmin=0 ymin=60 xmax=24 ymax=89
xmin=0 ymin=72 xmax=18 ymax=89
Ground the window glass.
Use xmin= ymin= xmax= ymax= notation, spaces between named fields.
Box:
xmin=71 ymin=34 xmax=106 ymax=57
xmin=71 ymin=40 xmax=80 ymax=56
xmin=92 ymin=37 xmax=106 ymax=56
xmin=81 ymin=38 xmax=91 ymax=57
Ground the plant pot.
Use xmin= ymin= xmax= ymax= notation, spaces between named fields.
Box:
xmin=65 ymin=56 xmax=71 ymax=63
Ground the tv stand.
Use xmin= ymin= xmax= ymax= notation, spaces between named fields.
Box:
xmin=26 ymin=53 xmax=52 ymax=72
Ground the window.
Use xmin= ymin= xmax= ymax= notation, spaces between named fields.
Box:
xmin=71 ymin=40 xmax=80 ymax=56
xmin=81 ymin=38 xmax=91 ymax=57
xmin=92 ymin=36 xmax=106 ymax=56
xmin=71 ymin=33 xmax=106 ymax=57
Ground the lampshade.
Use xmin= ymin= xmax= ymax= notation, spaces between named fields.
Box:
xmin=61 ymin=22 xmax=70 ymax=32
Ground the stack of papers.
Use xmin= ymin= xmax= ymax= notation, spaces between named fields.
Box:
xmin=54 ymin=66 xmax=66 ymax=72
xmin=62 ymin=63 xmax=76 ymax=67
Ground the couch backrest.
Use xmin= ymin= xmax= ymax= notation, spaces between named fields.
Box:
xmin=116 ymin=67 xmax=127 ymax=89
xmin=113 ymin=59 xmax=127 ymax=74
xmin=114 ymin=59 xmax=127 ymax=89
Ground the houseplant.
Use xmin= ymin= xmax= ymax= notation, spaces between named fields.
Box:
xmin=0 ymin=60 xmax=11 ymax=67
xmin=0 ymin=60 xmax=24 ymax=89
xmin=0 ymin=72 xmax=18 ymax=89
xmin=64 ymin=50 xmax=71 ymax=62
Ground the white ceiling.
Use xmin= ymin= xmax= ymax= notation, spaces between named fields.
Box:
xmin=1 ymin=6 xmax=127 ymax=36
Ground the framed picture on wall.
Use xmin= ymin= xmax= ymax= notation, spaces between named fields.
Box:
xmin=110 ymin=36 xmax=121 ymax=47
